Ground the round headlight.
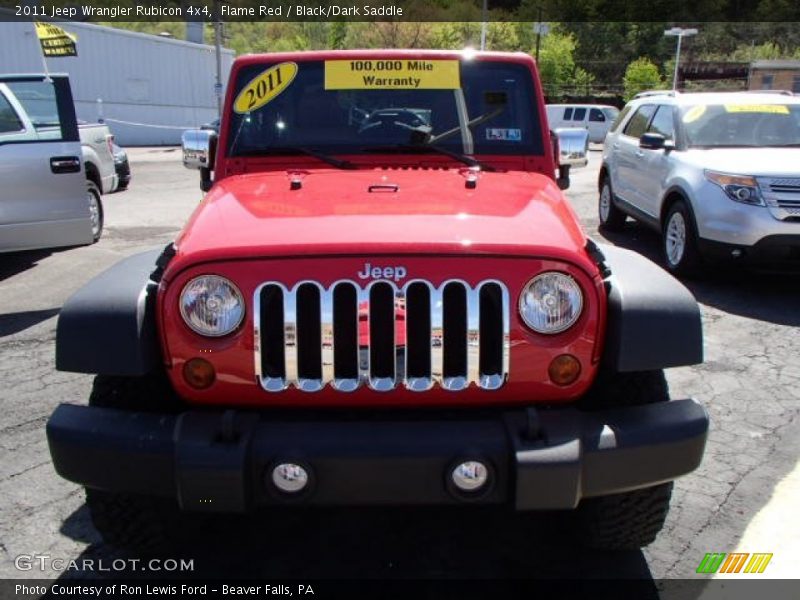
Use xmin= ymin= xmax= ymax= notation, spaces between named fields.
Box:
xmin=179 ymin=275 xmax=245 ymax=337
xmin=519 ymin=272 xmax=583 ymax=334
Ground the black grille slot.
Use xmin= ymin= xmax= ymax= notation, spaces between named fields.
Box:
xmin=405 ymin=282 xmax=431 ymax=379
xmin=479 ymin=283 xmax=504 ymax=378
xmin=333 ymin=284 xmax=358 ymax=379
xmin=259 ymin=285 xmax=285 ymax=379
xmin=296 ymin=284 xmax=321 ymax=380
xmin=369 ymin=283 xmax=395 ymax=379
xmin=442 ymin=282 xmax=467 ymax=379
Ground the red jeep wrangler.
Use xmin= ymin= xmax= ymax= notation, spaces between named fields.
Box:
xmin=48 ymin=50 xmax=708 ymax=551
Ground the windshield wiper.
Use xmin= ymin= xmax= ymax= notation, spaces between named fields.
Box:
xmin=235 ymin=146 xmax=357 ymax=170
xmin=364 ymin=143 xmax=497 ymax=172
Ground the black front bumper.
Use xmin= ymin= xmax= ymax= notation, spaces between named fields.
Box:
xmin=47 ymin=400 xmax=708 ymax=512
xmin=700 ymin=235 xmax=800 ymax=267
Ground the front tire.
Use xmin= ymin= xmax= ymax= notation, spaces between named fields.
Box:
xmin=85 ymin=374 xmax=183 ymax=553
xmin=576 ymin=370 xmax=673 ymax=549
xmin=598 ymin=177 xmax=626 ymax=231
xmin=663 ymin=200 xmax=702 ymax=277
xmin=577 ymin=482 xmax=674 ymax=550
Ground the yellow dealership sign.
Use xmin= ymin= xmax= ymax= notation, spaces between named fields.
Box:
xmin=234 ymin=63 xmax=298 ymax=114
xmin=724 ymin=104 xmax=789 ymax=115
xmin=325 ymin=60 xmax=460 ymax=90
xmin=35 ymin=22 xmax=77 ymax=57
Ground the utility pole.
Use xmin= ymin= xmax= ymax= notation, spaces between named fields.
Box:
xmin=664 ymin=27 xmax=699 ymax=91
xmin=213 ymin=0 xmax=223 ymax=119
xmin=480 ymin=0 xmax=487 ymax=51
xmin=533 ymin=7 xmax=547 ymax=62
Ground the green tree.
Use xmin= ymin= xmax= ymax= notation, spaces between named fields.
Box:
xmin=535 ymin=29 xmax=595 ymax=99
xmin=623 ymin=57 xmax=666 ymax=100
xmin=328 ymin=21 xmax=348 ymax=50
xmin=428 ymin=22 xmax=520 ymax=51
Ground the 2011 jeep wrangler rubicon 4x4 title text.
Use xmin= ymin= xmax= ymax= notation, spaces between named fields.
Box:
xmin=47 ymin=50 xmax=708 ymax=551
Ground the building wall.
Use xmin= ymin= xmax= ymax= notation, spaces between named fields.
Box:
xmin=0 ymin=21 xmax=234 ymax=145
xmin=749 ymin=68 xmax=800 ymax=93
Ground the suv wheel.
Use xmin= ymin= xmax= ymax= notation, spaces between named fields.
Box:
xmin=663 ymin=200 xmax=701 ymax=277
xmin=86 ymin=180 xmax=104 ymax=243
xmin=85 ymin=374 xmax=184 ymax=553
xmin=598 ymin=178 xmax=626 ymax=231
xmin=575 ymin=370 xmax=673 ymax=548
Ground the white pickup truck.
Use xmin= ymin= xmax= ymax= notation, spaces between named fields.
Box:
xmin=78 ymin=121 xmax=118 ymax=195
xmin=0 ymin=74 xmax=113 ymax=252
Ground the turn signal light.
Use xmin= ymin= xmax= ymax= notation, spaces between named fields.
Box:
xmin=183 ymin=358 xmax=216 ymax=389
xmin=548 ymin=354 xmax=581 ymax=386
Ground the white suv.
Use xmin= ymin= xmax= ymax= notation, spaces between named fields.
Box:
xmin=599 ymin=91 xmax=800 ymax=275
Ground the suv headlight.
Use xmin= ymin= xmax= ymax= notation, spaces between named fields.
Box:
xmin=180 ymin=275 xmax=245 ymax=337
xmin=704 ymin=170 xmax=764 ymax=206
xmin=519 ymin=272 xmax=583 ymax=334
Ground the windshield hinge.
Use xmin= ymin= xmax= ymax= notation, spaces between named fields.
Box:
xmin=585 ymin=239 xmax=611 ymax=278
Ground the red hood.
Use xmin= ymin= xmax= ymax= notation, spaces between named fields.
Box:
xmin=168 ymin=168 xmax=591 ymax=278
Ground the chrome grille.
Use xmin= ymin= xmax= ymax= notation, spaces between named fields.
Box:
xmin=758 ymin=177 xmax=800 ymax=219
xmin=254 ymin=279 xmax=510 ymax=393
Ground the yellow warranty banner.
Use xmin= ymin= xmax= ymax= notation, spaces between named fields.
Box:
xmin=325 ymin=59 xmax=460 ymax=90
xmin=35 ymin=21 xmax=77 ymax=57
xmin=724 ymin=104 xmax=789 ymax=115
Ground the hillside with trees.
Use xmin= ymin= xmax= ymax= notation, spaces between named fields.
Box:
xmin=104 ymin=17 xmax=800 ymax=103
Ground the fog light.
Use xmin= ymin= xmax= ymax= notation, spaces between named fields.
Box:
xmin=183 ymin=358 xmax=215 ymax=389
xmin=272 ymin=463 xmax=309 ymax=494
xmin=548 ymin=354 xmax=581 ymax=386
xmin=451 ymin=461 xmax=489 ymax=492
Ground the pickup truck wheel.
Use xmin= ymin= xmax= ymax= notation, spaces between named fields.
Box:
xmin=85 ymin=374 xmax=183 ymax=553
xmin=663 ymin=200 xmax=702 ymax=277
xmin=86 ymin=181 xmax=104 ymax=243
xmin=575 ymin=369 xmax=673 ymax=548
xmin=598 ymin=178 xmax=626 ymax=231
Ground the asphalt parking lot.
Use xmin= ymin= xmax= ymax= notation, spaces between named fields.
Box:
xmin=0 ymin=147 xmax=798 ymax=590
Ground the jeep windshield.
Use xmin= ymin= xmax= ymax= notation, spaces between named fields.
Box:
xmin=681 ymin=102 xmax=800 ymax=148
xmin=226 ymin=59 xmax=543 ymax=160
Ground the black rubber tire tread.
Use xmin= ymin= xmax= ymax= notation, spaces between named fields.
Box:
xmin=577 ymin=482 xmax=674 ymax=550
xmin=579 ymin=369 xmax=669 ymax=410
xmin=85 ymin=488 xmax=180 ymax=555
xmin=575 ymin=369 xmax=673 ymax=548
xmin=662 ymin=199 xmax=703 ymax=278
xmin=86 ymin=373 xmax=184 ymax=554
xmin=598 ymin=176 xmax=627 ymax=232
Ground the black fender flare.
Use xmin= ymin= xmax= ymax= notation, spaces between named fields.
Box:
xmin=596 ymin=243 xmax=703 ymax=372
xmin=56 ymin=249 xmax=163 ymax=375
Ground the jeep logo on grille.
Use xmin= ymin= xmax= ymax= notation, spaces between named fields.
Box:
xmin=357 ymin=262 xmax=407 ymax=282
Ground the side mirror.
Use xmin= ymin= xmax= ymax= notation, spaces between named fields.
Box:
xmin=557 ymin=164 xmax=571 ymax=190
xmin=639 ymin=132 xmax=674 ymax=151
xmin=553 ymin=127 xmax=589 ymax=169
xmin=182 ymin=129 xmax=217 ymax=192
